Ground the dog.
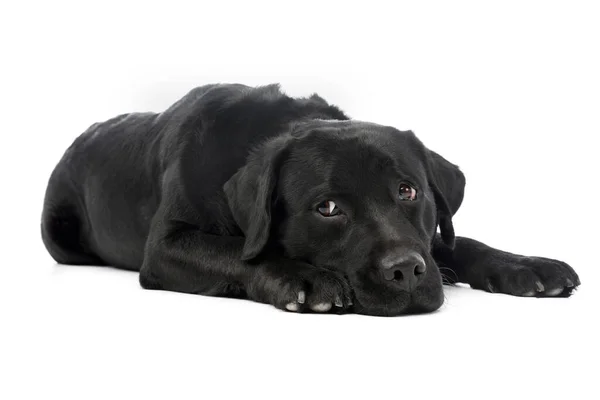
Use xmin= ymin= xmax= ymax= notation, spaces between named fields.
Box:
xmin=41 ymin=83 xmax=580 ymax=316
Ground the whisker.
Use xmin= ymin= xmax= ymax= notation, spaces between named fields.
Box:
xmin=440 ymin=273 xmax=452 ymax=285
xmin=438 ymin=267 xmax=458 ymax=284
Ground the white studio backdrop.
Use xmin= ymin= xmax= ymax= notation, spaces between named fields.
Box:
xmin=1 ymin=1 xmax=598 ymax=400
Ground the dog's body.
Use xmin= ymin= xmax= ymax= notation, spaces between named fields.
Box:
xmin=42 ymin=84 xmax=579 ymax=316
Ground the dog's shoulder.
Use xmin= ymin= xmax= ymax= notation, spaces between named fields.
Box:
xmin=167 ymin=83 xmax=348 ymax=134
xmin=170 ymin=84 xmax=348 ymax=231
xmin=174 ymin=83 xmax=350 ymax=180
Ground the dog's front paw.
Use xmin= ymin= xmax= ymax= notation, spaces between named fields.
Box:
xmin=249 ymin=261 xmax=353 ymax=313
xmin=473 ymin=252 xmax=580 ymax=297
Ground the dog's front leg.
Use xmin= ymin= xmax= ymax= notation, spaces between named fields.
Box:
xmin=432 ymin=235 xmax=580 ymax=297
xmin=139 ymin=228 xmax=353 ymax=313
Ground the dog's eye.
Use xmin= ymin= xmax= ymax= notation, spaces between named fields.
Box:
xmin=317 ymin=200 xmax=341 ymax=217
xmin=399 ymin=183 xmax=417 ymax=201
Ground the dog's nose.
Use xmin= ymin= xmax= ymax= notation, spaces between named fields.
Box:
xmin=380 ymin=251 xmax=427 ymax=290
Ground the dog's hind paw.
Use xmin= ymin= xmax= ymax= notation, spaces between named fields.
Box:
xmin=476 ymin=253 xmax=580 ymax=298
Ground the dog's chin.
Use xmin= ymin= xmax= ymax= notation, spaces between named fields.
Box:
xmin=352 ymin=289 xmax=443 ymax=316
xmin=351 ymin=276 xmax=444 ymax=317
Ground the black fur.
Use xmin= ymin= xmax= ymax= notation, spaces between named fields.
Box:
xmin=41 ymin=83 xmax=580 ymax=316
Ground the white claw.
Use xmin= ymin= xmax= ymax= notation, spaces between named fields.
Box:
xmin=566 ymin=279 xmax=574 ymax=287
xmin=297 ymin=291 xmax=306 ymax=304
xmin=334 ymin=296 xmax=343 ymax=307
xmin=522 ymin=291 xmax=536 ymax=297
xmin=311 ymin=303 xmax=332 ymax=312
xmin=535 ymin=281 xmax=545 ymax=292
xmin=286 ymin=302 xmax=300 ymax=312
xmin=545 ymin=288 xmax=564 ymax=296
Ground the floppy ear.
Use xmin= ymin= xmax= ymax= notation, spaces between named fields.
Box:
xmin=223 ymin=136 xmax=291 ymax=260
xmin=426 ymin=150 xmax=466 ymax=249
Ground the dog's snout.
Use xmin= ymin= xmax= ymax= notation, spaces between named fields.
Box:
xmin=380 ymin=251 xmax=426 ymax=290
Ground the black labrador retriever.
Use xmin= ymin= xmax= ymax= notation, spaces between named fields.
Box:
xmin=41 ymin=83 xmax=580 ymax=316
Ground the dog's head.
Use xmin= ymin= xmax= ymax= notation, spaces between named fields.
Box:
xmin=224 ymin=120 xmax=465 ymax=316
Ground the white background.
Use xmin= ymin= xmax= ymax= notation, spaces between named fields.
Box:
xmin=1 ymin=1 xmax=599 ymax=399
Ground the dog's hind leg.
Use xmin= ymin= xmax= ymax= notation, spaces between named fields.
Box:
xmin=432 ymin=234 xmax=580 ymax=298
xmin=41 ymin=171 xmax=105 ymax=266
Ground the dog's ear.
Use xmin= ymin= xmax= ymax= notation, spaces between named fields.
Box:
xmin=426 ymin=150 xmax=466 ymax=249
xmin=223 ymin=136 xmax=291 ymax=260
